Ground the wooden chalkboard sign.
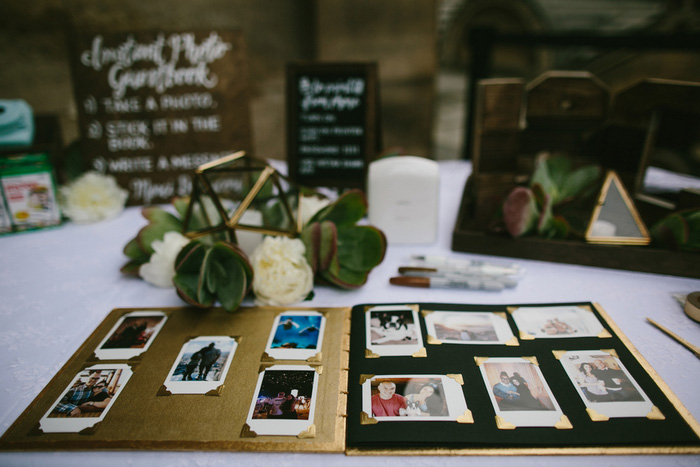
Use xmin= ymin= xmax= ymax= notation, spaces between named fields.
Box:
xmin=69 ymin=30 xmax=253 ymax=205
xmin=286 ymin=63 xmax=380 ymax=189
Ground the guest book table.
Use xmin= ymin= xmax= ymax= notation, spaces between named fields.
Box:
xmin=1 ymin=161 xmax=699 ymax=466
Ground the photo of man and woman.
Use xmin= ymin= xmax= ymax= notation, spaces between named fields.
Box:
xmin=48 ymin=368 xmax=124 ymax=418
xmin=94 ymin=311 xmax=167 ymax=360
xmin=40 ymin=364 xmax=133 ymax=433
xmin=370 ymin=378 xmax=447 ymax=418
xmin=559 ymin=350 xmax=653 ymax=419
xmin=479 ymin=357 xmax=564 ymax=427
xmin=163 ymin=336 xmax=237 ymax=394
xmin=362 ymin=374 xmax=470 ymax=422
xmin=246 ymin=365 xmax=318 ymax=436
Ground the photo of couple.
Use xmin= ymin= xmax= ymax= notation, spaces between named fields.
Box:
xmin=362 ymin=374 xmax=470 ymax=423
xmin=164 ymin=336 xmax=238 ymax=394
xmin=94 ymin=311 xmax=168 ymax=360
xmin=479 ymin=357 xmax=565 ymax=427
xmin=39 ymin=364 xmax=133 ymax=433
xmin=558 ymin=350 xmax=653 ymax=419
xmin=370 ymin=378 xmax=447 ymax=418
xmin=491 ymin=370 xmax=552 ymax=411
xmin=574 ymin=358 xmax=644 ymax=403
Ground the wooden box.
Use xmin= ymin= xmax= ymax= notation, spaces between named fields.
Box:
xmin=453 ymin=72 xmax=700 ymax=278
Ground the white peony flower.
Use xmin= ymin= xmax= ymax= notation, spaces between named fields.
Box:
xmin=250 ymin=236 xmax=314 ymax=306
xmin=300 ymin=195 xmax=330 ymax=226
xmin=59 ymin=171 xmax=128 ymax=223
xmin=139 ymin=231 xmax=191 ymax=288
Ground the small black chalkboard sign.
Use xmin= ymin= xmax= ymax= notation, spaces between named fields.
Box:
xmin=286 ymin=63 xmax=380 ymax=189
xmin=68 ymin=29 xmax=253 ymax=205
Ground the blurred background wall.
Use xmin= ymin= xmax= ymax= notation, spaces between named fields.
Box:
xmin=1 ymin=0 xmax=698 ymax=166
xmin=0 ymin=0 xmax=436 ymax=162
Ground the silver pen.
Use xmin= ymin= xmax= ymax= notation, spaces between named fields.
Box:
xmin=409 ymin=255 xmax=521 ymax=276
xmin=397 ymin=267 xmax=518 ymax=288
xmin=390 ymin=276 xmax=506 ymax=291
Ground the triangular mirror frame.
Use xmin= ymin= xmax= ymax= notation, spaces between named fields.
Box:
xmin=585 ymin=170 xmax=650 ymax=245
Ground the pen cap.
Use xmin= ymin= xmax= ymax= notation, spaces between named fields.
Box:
xmin=368 ymin=155 xmax=439 ymax=244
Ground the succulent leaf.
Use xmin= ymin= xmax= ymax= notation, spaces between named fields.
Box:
xmin=503 ymin=187 xmax=540 ymax=237
xmin=320 ymin=255 xmax=370 ymax=289
xmin=173 ymin=241 xmax=213 ymax=308
xmin=651 ymin=209 xmax=700 ymax=252
xmin=559 ymin=165 xmax=601 ymax=203
xmin=204 ymin=242 xmax=252 ymax=312
xmin=308 ymin=190 xmax=367 ymax=228
xmin=301 ymin=221 xmax=338 ymax=274
xmin=336 ymin=225 xmax=387 ymax=272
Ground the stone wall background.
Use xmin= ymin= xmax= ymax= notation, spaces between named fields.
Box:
xmin=0 ymin=0 xmax=437 ymax=162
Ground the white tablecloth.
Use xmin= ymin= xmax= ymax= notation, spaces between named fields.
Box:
xmin=1 ymin=160 xmax=699 ymax=466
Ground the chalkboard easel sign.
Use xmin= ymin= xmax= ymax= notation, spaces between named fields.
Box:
xmin=286 ymin=63 xmax=381 ymax=189
xmin=68 ymin=29 xmax=253 ymax=205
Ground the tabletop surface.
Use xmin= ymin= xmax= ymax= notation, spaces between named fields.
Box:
xmin=1 ymin=160 xmax=699 ymax=466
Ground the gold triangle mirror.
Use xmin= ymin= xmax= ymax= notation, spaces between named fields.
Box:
xmin=585 ymin=170 xmax=650 ymax=245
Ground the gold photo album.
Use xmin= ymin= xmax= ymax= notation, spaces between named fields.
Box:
xmin=1 ymin=302 xmax=699 ymax=456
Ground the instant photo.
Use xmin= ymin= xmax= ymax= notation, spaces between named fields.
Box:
xmin=557 ymin=350 xmax=656 ymax=420
xmin=39 ymin=364 xmax=133 ymax=433
xmin=365 ymin=305 xmax=424 ymax=357
xmin=245 ymin=365 xmax=319 ymax=436
xmin=424 ymin=311 xmax=516 ymax=345
xmin=510 ymin=305 xmax=607 ymax=339
xmin=265 ymin=311 xmax=326 ymax=361
xmin=478 ymin=357 xmax=566 ymax=428
xmin=163 ymin=336 xmax=237 ymax=395
xmin=361 ymin=375 xmax=470 ymax=422
xmin=94 ymin=311 xmax=168 ymax=360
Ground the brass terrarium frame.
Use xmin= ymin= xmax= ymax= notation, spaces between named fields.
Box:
xmin=181 ymin=151 xmax=304 ymax=243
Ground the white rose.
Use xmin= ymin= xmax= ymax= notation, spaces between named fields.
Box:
xmin=300 ymin=195 xmax=330 ymax=226
xmin=59 ymin=171 xmax=128 ymax=223
xmin=250 ymin=236 xmax=314 ymax=306
xmin=139 ymin=231 xmax=191 ymax=288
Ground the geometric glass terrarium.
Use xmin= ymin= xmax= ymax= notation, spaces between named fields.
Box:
xmin=181 ymin=151 xmax=303 ymax=246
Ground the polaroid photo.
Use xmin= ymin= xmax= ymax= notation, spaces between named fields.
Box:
xmin=424 ymin=310 xmax=516 ymax=345
xmin=366 ymin=305 xmax=425 ymax=357
xmin=245 ymin=364 xmax=319 ymax=436
xmin=264 ymin=310 xmax=326 ymax=361
xmin=94 ymin=310 xmax=168 ymax=360
xmin=163 ymin=336 xmax=238 ymax=395
xmin=557 ymin=350 xmax=656 ymax=419
xmin=509 ymin=305 xmax=607 ymax=339
xmin=478 ymin=357 xmax=566 ymax=428
xmin=361 ymin=374 xmax=469 ymax=422
xmin=39 ymin=364 xmax=133 ymax=433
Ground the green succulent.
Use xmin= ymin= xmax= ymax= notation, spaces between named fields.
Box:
xmin=302 ymin=190 xmax=387 ymax=289
xmin=502 ymin=154 xmax=600 ymax=239
xmin=651 ymin=209 xmax=700 ymax=252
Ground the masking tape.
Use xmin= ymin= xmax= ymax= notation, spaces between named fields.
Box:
xmin=684 ymin=292 xmax=700 ymax=322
